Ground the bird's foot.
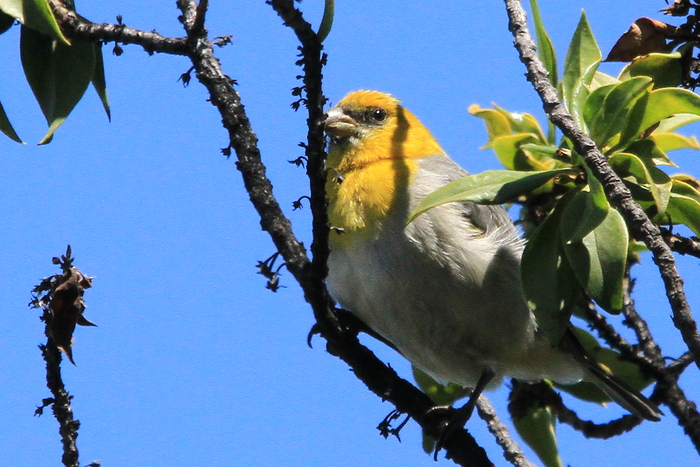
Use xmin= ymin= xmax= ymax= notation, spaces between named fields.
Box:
xmin=426 ymin=398 xmax=478 ymax=461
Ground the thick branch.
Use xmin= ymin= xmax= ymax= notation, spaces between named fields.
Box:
xmin=502 ymin=0 xmax=700 ymax=373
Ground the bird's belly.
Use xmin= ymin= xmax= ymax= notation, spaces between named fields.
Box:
xmin=327 ymin=232 xmax=583 ymax=388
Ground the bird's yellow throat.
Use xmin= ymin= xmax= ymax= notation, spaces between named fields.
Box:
xmin=326 ymin=104 xmax=444 ymax=244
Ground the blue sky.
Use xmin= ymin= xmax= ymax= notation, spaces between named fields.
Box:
xmin=1 ymin=0 xmax=698 ymax=465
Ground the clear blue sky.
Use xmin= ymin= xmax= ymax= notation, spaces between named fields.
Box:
xmin=1 ymin=1 xmax=697 ymax=465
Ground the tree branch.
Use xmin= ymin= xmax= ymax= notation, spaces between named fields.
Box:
xmin=49 ymin=0 xmax=188 ymax=55
xmin=476 ymin=396 xmax=536 ymax=467
xmin=661 ymin=228 xmax=700 ymax=258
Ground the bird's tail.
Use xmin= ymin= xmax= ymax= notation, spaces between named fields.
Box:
xmin=563 ymin=327 xmax=662 ymax=421
xmin=586 ymin=361 xmax=662 ymax=421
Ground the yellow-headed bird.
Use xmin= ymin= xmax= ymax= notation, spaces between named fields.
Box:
xmin=324 ymin=90 xmax=661 ymax=427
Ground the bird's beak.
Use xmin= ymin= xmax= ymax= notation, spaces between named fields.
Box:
xmin=324 ymin=108 xmax=358 ymax=138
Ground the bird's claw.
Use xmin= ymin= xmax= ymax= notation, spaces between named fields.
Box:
xmin=426 ymin=399 xmax=478 ymax=460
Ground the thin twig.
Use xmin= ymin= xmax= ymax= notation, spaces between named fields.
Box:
xmin=476 ymin=396 xmax=536 ymax=467
xmin=49 ymin=0 xmax=188 ymax=55
xmin=661 ymin=227 xmax=700 ymax=258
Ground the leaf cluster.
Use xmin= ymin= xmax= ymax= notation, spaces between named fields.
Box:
xmin=0 ymin=0 xmax=109 ymax=144
xmin=410 ymin=4 xmax=700 ymax=466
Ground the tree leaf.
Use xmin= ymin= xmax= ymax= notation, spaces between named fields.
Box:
xmin=528 ymin=0 xmax=557 ymax=143
xmin=91 ymin=41 xmax=111 ymax=121
xmin=0 ymin=0 xmax=68 ymax=43
xmin=655 ymin=113 xmax=700 ymax=133
xmin=0 ymin=8 xmax=14 ymax=34
xmin=605 ymin=18 xmax=676 ymax=62
xmin=316 ymin=0 xmax=334 ymax=43
xmin=562 ymin=11 xmax=601 ymax=123
xmin=0 ymin=100 xmax=22 ymax=142
xmin=491 ymin=133 xmax=542 ymax=170
xmin=560 ymin=182 xmax=609 ymax=244
xmin=651 ymin=132 xmax=700 ymax=154
xmin=562 ymin=207 xmax=628 ymax=313
xmin=468 ymin=104 xmax=512 ymax=148
xmin=664 ymin=192 xmax=700 ymax=236
xmin=511 ymin=402 xmax=562 ymax=467
xmin=529 ymin=0 xmax=557 ymax=88
xmin=20 ymin=25 xmax=95 ymax=144
xmin=522 ymin=200 xmax=579 ymax=344
xmin=583 ymin=76 xmax=653 ymax=148
xmin=408 ymin=169 xmax=572 ymax=224
xmin=621 ymin=87 xmax=700 ymax=146
xmin=609 ymin=151 xmax=672 ymax=217
xmin=618 ymin=51 xmax=683 ymax=89
xmin=493 ymin=104 xmax=547 ymax=143
xmin=628 ymin=137 xmax=677 ymax=167
xmin=412 ymin=366 xmax=466 ymax=406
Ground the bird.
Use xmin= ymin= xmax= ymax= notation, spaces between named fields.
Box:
xmin=323 ymin=90 xmax=662 ymax=438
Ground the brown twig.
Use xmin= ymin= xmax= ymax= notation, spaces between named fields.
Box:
xmin=661 ymin=227 xmax=700 ymax=258
xmin=29 ymin=247 xmax=88 ymax=467
xmin=49 ymin=0 xmax=188 ymax=55
xmin=476 ymin=396 xmax=536 ymax=467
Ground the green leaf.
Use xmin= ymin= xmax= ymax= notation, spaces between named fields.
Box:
xmin=316 ymin=0 xmax=334 ymax=43
xmin=91 ymin=42 xmax=111 ymax=121
xmin=664 ymin=193 xmax=700 ymax=236
xmin=0 ymin=8 xmax=14 ymax=34
xmin=408 ymin=169 xmax=572 ymax=223
xmin=412 ymin=366 xmax=466 ymax=406
xmin=510 ymin=380 xmax=563 ymax=467
xmin=0 ymin=100 xmax=22 ymax=142
xmin=511 ymin=403 xmax=562 ymax=467
xmin=522 ymin=199 xmax=579 ymax=344
xmin=618 ymin=52 xmax=683 ymax=89
xmin=627 ymin=137 xmax=676 ymax=167
xmin=609 ymin=151 xmax=672 ymax=217
xmin=468 ymin=104 xmax=512 ymax=147
xmin=560 ymin=182 xmax=609 ymax=244
xmin=0 ymin=0 xmax=69 ymax=43
xmin=590 ymin=71 xmax=619 ymax=90
xmin=671 ymin=176 xmax=700 ymax=201
xmin=583 ymin=76 xmax=653 ymax=148
xmin=20 ymin=25 xmax=96 ymax=144
xmin=562 ymin=11 xmax=601 ymax=125
xmin=528 ymin=0 xmax=557 ymax=143
xmin=493 ymin=104 xmax=547 ymax=142
xmin=651 ymin=132 xmax=700 ymax=154
xmin=621 ymin=87 xmax=700 ymax=146
xmin=529 ymin=0 xmax=557 ymax=88
xmin=491 ymin=133 xmax=541 ymax=170
xmin=656 ymin=114 xmax=700 ymax=133
xmin=562 ymin=207 xmax=628 ymax=313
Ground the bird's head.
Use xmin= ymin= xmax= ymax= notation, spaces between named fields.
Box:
xmin=324 ymin=90 xmax=444 ymax=169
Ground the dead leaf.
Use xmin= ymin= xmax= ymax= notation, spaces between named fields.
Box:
xmin=47 ymin=269 xmax=96 ymax=364
xmin=605 ymin=18 xmax=678 ymax=62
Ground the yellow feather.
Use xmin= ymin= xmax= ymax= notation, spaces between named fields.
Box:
xmin=326 ymin=91 xmax=444 ymax=244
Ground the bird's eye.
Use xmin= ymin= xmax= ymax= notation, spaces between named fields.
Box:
xmin=371 ymin=108 xmax=387 ymax=122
